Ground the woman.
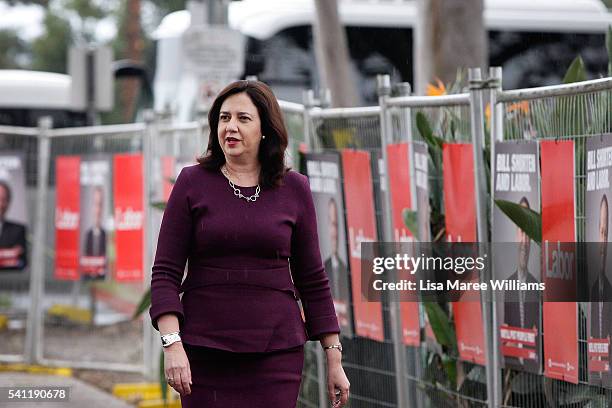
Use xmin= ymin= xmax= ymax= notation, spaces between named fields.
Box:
xmin=149 ymin=80 xmax=350 ymax=407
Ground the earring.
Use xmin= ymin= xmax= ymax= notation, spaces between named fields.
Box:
xmin=262 ymin=135 xmax=266 ymax=139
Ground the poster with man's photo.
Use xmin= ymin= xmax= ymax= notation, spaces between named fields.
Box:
xmin=586 ymin=134 xmax=612 ymax=387
xmin=79 ymin=155 xmax=112 ymax=280
xmin=493 ymin=141 xmax=542 ymax=374
xmin=0 ymin=153 xmax=28 ymax=271
xmin=303 ymin=152 xmax=353 ymax=337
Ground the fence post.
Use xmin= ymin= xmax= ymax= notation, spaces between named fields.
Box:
xmin=487 ymin=66 xmax=504 ymax=408
xmin=142 ymin=110 xmax=156 ymax=379
xmin=395 ymin=81 xmax=424 ymax=408
xmin=302 ymin=90 xmax=316 ymax=152
xmin=468 ymin=67 xmax=496 ymax=408
xmin=378 ymin=74 xmax=410 ymax=408
xmin=24 ymin=116 xmax=52 ymax=365
xmin=302 ymin=89 xmax=327 ymax=408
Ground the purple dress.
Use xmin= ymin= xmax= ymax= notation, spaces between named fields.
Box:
xmin=149 ymin=164 xmax=340 ymax=407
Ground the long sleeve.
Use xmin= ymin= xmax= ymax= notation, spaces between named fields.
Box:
xmin=290 ymin=174 xmax=340 ymax=340
xmin=149 ymin=167 xmax=193 ymax=331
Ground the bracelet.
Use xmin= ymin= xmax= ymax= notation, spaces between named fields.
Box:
xmin=323 ymin=343 xmax=343 ymax=353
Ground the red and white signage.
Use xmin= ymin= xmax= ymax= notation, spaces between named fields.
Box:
xmin=113 ymin=154 xmax=144 ymax=281
xmin=386 ymin=143 xmax=420 ymax=346
xmin=54 ymin=156 xmax=81 ymax=280
xmin=443 ymin=143 xmax=486 ymax=365
xmin=341 ymin=149 xmax=384 ymax=342
xmin=541 ymin=140 xmax=579 ymax=384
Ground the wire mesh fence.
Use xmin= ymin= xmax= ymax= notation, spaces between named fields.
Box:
xmin=390 ymin=96 xmax=489 ymax=408
xmin=497 ymin=80 xmax=612 ymax=407
xmin=39 ymin=124 xmax=147 ymax=371
xmin=1 ymin=75 xmax=612 ymax=407
xmin=306 ymin=108 xmax=399 ymax=408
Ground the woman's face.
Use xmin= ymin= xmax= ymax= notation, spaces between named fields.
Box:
xmin=217 ymin=92 xmax=263 ymax=163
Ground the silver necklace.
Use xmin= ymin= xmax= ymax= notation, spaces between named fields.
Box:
xmin=221 ymin=165 xmax=261 ymax=202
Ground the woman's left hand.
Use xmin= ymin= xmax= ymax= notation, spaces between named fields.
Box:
xmin=326 ymin=351 xmax=350 ymax=407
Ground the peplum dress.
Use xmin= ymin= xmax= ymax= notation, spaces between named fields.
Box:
xmin=149 ymin=164 xmax=341 ymax=407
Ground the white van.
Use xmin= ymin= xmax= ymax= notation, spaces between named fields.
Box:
xmin=0 ymin=70 xmax=87 ymax=127
xmin=153 ymin=0 xmax=612 ymax=120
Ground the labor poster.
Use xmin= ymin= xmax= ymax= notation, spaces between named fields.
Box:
xmin=341 ymin=149 xmax=384 ymax=342
xmin=585 ymin=134 xmax=612 ymax=387
xmin=493 ymin=141 xmax=542 ymax=374
xmin=0 ymin=153 xmax=28 ymax=271
xmin=443 ymin=143 xmax=486 ymax=365
xmin=303 ymin=152 xmax=353 ymax=337
xmin=540 ymin=140 xmax=578 ymax=384
xmin=158 ymin=156 xmax=196 ymax=202
xmin=54 ymin=156 xmax=81 ymax=280
xmin=386 ymin=143 xmax=420 ymax=346
xmin=114 ymin=154 xmax=144 ymax=282
xmin=79 ymin=156 xmax=112 ymax=280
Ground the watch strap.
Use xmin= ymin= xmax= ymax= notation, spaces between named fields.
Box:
xmin=161 ymin=331 xmax=181 ymax=348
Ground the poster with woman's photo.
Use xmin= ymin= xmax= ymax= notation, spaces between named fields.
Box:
xmin=585 ymin=134 xmax=612 ymax=388
xmin=0 ymin=153 xmax=28 ymax=271
xmin=79 ymin=155 xmax=112 ymax=280
xmin=493 ymin=141 xmax=542 ymax=374
xmin=303 ymin=152 xmax=353 ymax=337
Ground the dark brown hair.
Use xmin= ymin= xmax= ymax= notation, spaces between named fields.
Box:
xmin=198 ymin=80 xmax=289 ymax=188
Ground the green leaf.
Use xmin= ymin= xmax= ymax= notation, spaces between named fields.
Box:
xmin=151 ymin=201 xmax=167 ymax=211
xmin=494 ymin=199 xmax=542 ymax=245
xmin=401 ymin=208 xmax=420 ymax=241
xmin=441 ymin=355 xmax=457 ymax=387
xmin=416 ymin=112 xmax=444 ymax=150
xmin=423 ymin=301 xmax=457 ymax=352
xmin=562 ymin=56 xmax=587 ymax=84
xmin=131 ymin=288 xmax=151 ymax=320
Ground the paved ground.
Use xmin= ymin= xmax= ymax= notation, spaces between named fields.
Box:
xmin=0 ymin=372 xmax=134 ymax=407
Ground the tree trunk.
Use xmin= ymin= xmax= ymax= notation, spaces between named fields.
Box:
xmin=121 ymin=0 xmax=143 ymax=121
xmin=313 ymin=0 xmax=359 ymax=107
xmin=415 ymin=0 xmax=487 ymax=94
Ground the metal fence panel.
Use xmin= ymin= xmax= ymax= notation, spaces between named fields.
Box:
xmin=496 ymin=77 xmax=612 ymax=407
xmin=0 ymin=126 xmax=39 ymax=363
xmin=306 ymin=108 xmax=399 ymax=408
xmin=37 ymin=124 xmax=147 ymax=372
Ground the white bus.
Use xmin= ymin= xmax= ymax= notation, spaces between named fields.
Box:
xmin=154 ymin=0 xmax=612 ymax=119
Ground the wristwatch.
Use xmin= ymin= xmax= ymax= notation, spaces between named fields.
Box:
xmin=161 ymin=331 xmax=182 ymax=348
xmin=323 ymin=343 xmax=343 ymax=353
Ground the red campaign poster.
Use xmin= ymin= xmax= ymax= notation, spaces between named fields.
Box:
xmin=54 ymin=156 xmax=80 ymax=280
xmin=113 ymin=154 xmax=144 ymax=281
xmin=443 ymin=143 xmax=486 ymax=365
xmin=540 ymin=140 xmax=579 ymax=384
xmin=341 ymin=149 xmax=384 ymax=341
xmin=386 ymin=143 xmax=420 ymax=346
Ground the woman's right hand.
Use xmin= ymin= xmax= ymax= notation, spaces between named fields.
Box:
xmin=163 ymin=342 xmax=192 ymax=396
